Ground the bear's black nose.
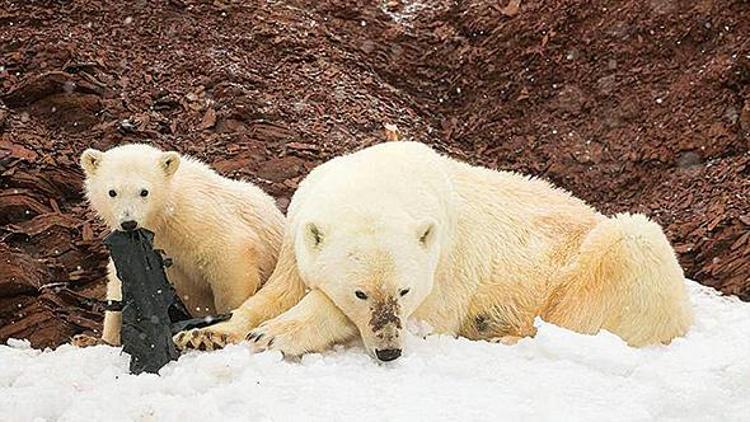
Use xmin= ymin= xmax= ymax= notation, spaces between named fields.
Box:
xmin=120 ymin=220 xmax=138 ymax=231
xmin=375 ymin=348 xmax=402 ymax=362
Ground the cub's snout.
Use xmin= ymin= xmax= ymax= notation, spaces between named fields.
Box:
xmin=120 ymin=220 xmax=138 ymax=231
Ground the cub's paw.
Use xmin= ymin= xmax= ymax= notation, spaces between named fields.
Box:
xmin=173 ymin=324 xmax=244 ymax=352
xmin=71 ymin=334 xmax=110 ymax=348
xmin=246 ymin=318 xmax=309 ymax=357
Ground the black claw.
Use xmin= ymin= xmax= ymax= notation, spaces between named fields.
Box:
xmin=267 ymin=338 xmax=274 ymax=348
xmin=246 ymin=332 xmax=258 ymax=341
xmin=254 ymin=333 xmax=264 ymax=343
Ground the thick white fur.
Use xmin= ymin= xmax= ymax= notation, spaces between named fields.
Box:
xmin=174 ymin=142 xmax=693 ymax=358
xmin=74 ymin=144 xmax=284 ymax=347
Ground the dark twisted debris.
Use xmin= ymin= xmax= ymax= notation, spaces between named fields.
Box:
xmin=104 ymin=228 xmax=229 ymax=374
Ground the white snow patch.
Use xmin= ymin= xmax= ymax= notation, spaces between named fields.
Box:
xmin=1 ymin=281 xmax=749 ymax=422
xmin=381 ymin=1 xmax=430 ymax=28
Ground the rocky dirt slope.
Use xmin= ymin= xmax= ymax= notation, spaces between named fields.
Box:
xmin=1 ymin=0 xmax=748 ymax=347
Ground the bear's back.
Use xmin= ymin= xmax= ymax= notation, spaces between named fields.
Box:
xmin=288 ymin=142 xmax=455 ymax=225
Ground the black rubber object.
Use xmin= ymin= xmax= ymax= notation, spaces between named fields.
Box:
xmin=104 ymin=228 xmax=230 ymax=374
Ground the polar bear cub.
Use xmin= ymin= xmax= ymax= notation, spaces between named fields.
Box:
xmin=73 ymin=144 xmax=284 ymax=347
xmin=175 ymin=141 xmax=692 ymax=361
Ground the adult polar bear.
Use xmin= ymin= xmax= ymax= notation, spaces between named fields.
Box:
xmin=175 ymin=142 xmax=693 ymax=361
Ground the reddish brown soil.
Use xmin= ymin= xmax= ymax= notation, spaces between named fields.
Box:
xmin=1 ymin=0 xmax=748 ymax=348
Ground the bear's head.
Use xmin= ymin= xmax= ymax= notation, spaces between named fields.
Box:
xmin=296 ymin=216 xmax=441 ymax=362
xmin=80 ymin=144 xmax=180 ymax=232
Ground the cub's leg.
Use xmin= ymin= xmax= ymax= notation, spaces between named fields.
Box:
xmin=174 ymin=238 xmax=306 ymax=351
xmin=72 ymin=260 xmax=122 ymax=347
xmin=168 ymin=263 xmax=215 ymax=317
xmin=246 ymin=289 xmax=358 ymax=357
xmin=543 ymin=213 xmax=693 ymax=346
xmin=208 ymin=239 xmax=265 ymax=314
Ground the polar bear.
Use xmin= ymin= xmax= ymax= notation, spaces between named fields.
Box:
xmin=73 ymin=144 xmax=284 ymax=348
xmin=174 ymin=142 xmax=693 ymax=361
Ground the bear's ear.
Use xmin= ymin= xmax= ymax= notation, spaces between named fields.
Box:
xmin=159 ymin=151 xmax=181 ymax=177
xmin=416 ymin=219 xmax=437 ymax=249
xmin=304 ymin=222 xmax=324 ymax=251
xmin=80 ymin=148 xmax=103 ymax=176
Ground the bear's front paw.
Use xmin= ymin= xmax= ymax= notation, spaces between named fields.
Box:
xmin=246 ymin=319 xmax=309 ymax=357
xmin=173 ymin=324 xmax=244 ymax=352
xmin=71 ymin=334 xmax=111 ymax=348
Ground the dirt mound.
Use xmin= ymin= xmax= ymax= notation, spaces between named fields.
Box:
xmin=1 ymin=0 xmax=748 ymax=348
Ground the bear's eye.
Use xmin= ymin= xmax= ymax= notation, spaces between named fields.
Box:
xmin=140 ymin=189 xmax=149 ymax=198
xmin=108 ymin=189 xmax=117 ymax=198
xmin=355 ymin=290 xmax=368 ymax=300
xmin=399 ymin=288 xmax=410 ymax=297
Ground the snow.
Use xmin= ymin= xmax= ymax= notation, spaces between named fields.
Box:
xmin=1 ymin=281 xmax=749 ymax=422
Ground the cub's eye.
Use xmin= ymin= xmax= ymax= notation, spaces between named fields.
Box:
xmin=399 ymin=288 xmax=411 ymax=297
xmin=140 ymin=189 xmax=149 ymax=198
xmin=108 ymin=190 xmax=117 ymax=198
xmin=355 ymin=290 xmax=368 ymax=300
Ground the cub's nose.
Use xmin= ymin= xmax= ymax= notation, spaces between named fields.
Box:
xmin=120 ymin=220 xmax=138 ymax=231
xmin=375 ymin=348 xmax=402 ymax=362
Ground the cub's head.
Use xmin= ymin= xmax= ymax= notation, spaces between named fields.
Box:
xmin=296 ymin=217 xmax=441 ymax=362
xmin=80 ymin=144 xmax=180 ymax=232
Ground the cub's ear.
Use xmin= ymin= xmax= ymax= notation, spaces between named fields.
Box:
xmin=80 ymin=149 xmax=103 ymax=176
xmin=159 ymin=151 xmax=181 ymax=177
xmin=416 ymin=219 xmax=437 ymax=249
xmin=304 ymin=222 xmax=325 ymax=251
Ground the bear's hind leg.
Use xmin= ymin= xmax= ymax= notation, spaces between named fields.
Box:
xmin=487 ymin=335 xmax=524 ymax=345
xmin=542 ymin=213 xmax=693 ymax=347
xmin=460 ymin=300 xmax=538 ymax=343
